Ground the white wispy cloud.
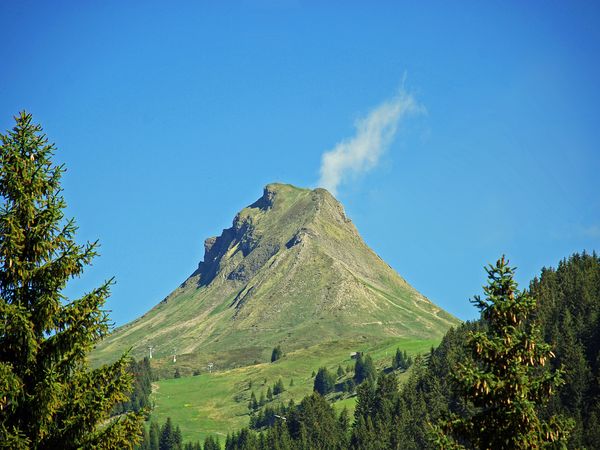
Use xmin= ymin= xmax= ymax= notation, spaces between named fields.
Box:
xmin=318 ymin=89 xmax=423 ymax=196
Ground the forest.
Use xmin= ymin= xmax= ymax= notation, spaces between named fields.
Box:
xmin=138 ymin=253 xmax=600 ymax=449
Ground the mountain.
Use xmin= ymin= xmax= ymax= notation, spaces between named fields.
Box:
xmin=92 ymin=183 xmax=459 ymax=368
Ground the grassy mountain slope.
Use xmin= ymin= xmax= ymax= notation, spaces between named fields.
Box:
xmin=149 ymin=337 xmax=438 ymax=443
xmin=92 ymin=183 xmax=458 ymax=368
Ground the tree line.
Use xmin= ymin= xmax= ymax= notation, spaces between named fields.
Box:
xmin=220 ymin=253 xmax=599 ymax=449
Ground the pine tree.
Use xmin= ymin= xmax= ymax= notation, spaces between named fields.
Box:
xmin=342 ymin=378 xmax=355 ymax=393
xmin=183 ymin=442 xmax=202 ymax=450
xmin=273 ymin=378 xmax=285 ymax=395
xmin=287 ymin=393 xmax=345 ymax=449
xmin=266 ymin=386 xmax=273 ymax=402
xmin=203 ymin=435 xmax=220 ymax=450
xmin=338 ymin=407 xmax=351 ymax=449
xmin=265 ymin=420 xmax=293 ymax=450
xmin=529 ymin=251 xmax=600 ymax=447
xmin=354 ymin=353 xmax=376 ymax=384
xmin=248 ymin=391 xmax=258 ymax=411
xmin=259 ymin=391 xmax=266 ymax=407
xmin=139 ymin=426 xmax=150 ymax=450
xmin=173 ymin=426 xmax=182 ymax=450
xmin=0 ymin=112 xmax=142 ymax=448
xmin=149 ymin=421 xmax=160 ymax=450
xmin=159 ymin=417 xmax=173 ymax=450
xmin=159 ymin=417 xmax=183 ymax=450
xmin=119 ymin=357 xmax=153 ymax=413
xmin=271 ymin=345 xmax=283 ymax=362
xmin=349 ymin=415 xmax=385 ymax=449
xmin=435 ymin=256 xmax=572 ymax=448
xmin=554 ymin=309 xmax=590 ymax=444
xmin=354 ymin=380 xmax=376 ymax=423
xmin=313 ymin=367 xmax=335 ymax=396
xmin=392 ymin=348 xmax=406 ymax=370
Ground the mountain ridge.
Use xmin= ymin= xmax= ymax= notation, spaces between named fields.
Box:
xmin=91 ymin=183 xmax=459 ymax=368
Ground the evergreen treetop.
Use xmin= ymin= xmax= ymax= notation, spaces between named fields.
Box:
xmin=273 ymin=378 xmax=285 ymax=396
xmin=313 ymin=367 xmax=335 ymax=396
xmin=0 ymin=112 xmax=142 ymax=448
xmin=392 ymin=348 xmax=412 ymax=371
xmin=435 ymin=256 xmax=572 ymax=449
xmin=271 ymin=345 xmax=282 ymax=363
xmin=354 ymin=353 xmax=376 ymax=384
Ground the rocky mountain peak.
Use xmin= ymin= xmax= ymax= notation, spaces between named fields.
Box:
xmin=92 ymin=183 xmax=459 ymax=367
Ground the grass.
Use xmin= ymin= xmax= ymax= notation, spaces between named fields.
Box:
xmin=149 ymin=336 xmax=439 ymax=444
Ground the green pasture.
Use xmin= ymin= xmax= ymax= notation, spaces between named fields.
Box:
xmin=149 ymin=336 xmax=439 ymax=444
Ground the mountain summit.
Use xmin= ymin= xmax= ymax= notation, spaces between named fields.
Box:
xmin=93 ymin=184 xmax=458 ymax=366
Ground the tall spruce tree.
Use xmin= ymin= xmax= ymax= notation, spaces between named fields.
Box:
xmin=354 ymin=353 xmax=376 ymax=384
xmin=270 ymin=345 xmax=282 ymax=363
xmin=273 ymin=378 xmax=285 ymax=396
xmin=313 ymin=367 xmax=335 ymax=396
xmin=203 ymin=435 xmax=220 ymax=450
xmin=0 ymin=112 xmax=142 ymax=448
xmin=435 ymin=256 xmax=571 ymax=449
xmin=392 ymin=348 xmax=406 ymax=370
xmin=149 ymin=421 xmax=160 ymax=450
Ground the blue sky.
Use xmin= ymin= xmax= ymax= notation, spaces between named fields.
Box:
xmin=1 ymin=1 xmax=599 ymax=324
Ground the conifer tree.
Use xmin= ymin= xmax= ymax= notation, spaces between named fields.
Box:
xmin=351 ymin=413 xmax=392 ymax=450
xmin=0 ymin=112 xmax=142 ymax=448
xmin=435 ymin=256 xmax=572 ymax=448
xmin=342 ymin=378 xmax=356 ymax=394
xmin=313 ymin=367 xmax=335 ymax=396
xmin=287 ymin=393 xmax=345 ymax=450
xmin=248 ymin=391 xmax=258 ymax=411
xmin=149 ymin=421 xmax=160 ymax=450
xmin=354 ymin=353 xmax=376 ymax=384
xmin=271 ymin=345 xmax=282 ymax=363
xmin=139 ymin=427 xmax=150 ymax=450
xmin=159 ymin=417 xmax=182 ymax=450
xmin=183 ymin=442 xmax=201 ymax=450
xmin=265 ymin=420 xmax=293 ymax=450
xmin=338 ymin=407 xmax=351 ymax=449
xmin=117 ymin=357 xmax=152 ymax=414
xmin=203 ymin=435 xmax=220 ymax=450
xmin=392 ymin=348 xmax=406 ymax=370
xmin=353 ymin=379 xmax=377 ymax=427
xmin=273 ymin=378 xmax=285 ymax=396
xmin=174 ymin=426 xmax=183 ymax=450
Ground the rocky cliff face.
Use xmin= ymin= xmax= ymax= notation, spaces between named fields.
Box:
xmin=92 ymin=183 xmax=459 ymax=367
xmin=194 ymin=185 xmax=339 ymax=286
